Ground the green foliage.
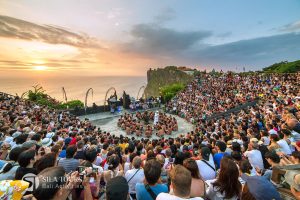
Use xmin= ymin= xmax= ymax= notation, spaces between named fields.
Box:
xmin=23 ymin=85 xmax=83 ymax=110
xmin=61 ymin=100 xmax=84 ymax=109
xmin=28 ymin=85 xmax=47 ymax=101
xmin=263 ymin=60 xmax=300 ymax=73
xmin=36 ymin=98 xmax=56 ymax=108
xmin=160 ymin=83 xmax=185 ymax=102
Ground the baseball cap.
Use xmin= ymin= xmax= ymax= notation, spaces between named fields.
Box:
xmin=201 ymin=147 xmax=210 ymax=161
xmin=241 ymin=174 xmax=281 ymax=200
xmin=106 ymin=176 xmax=128 ymax=200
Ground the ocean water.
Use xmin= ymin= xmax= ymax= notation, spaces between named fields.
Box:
xmin=0 ymin=76 xmax=147 ymax=106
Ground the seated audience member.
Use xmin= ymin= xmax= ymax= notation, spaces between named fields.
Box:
xmin=124 ymin=152 xmax=137 ymax=173
xmin=58 ymin=138 xmax=71 ymax=158
xmin=103 ymin=154 xmax=124 ymax=183
xmin=125 ymin=156 xmax=144 ymax=199
xmin=157 ymin=165 xmax=203 ymax=200
xmin=79 ymin=161 xmax=101 ymax=200
xmin=106 ymin=176 xmax=129 ymax=200
xmin=244 ymin=138 xmax=264 ymax=170
xmin=238 ymin=160 xmax=253 ymax=176
xmin=290 ymin=174 xmax=300 ymax=200
xmin=183 ymin=158 xmax=205 ymax=198
xmin=241 ymin=174 xmax=281 ymax=200
xmin=51 ymin=144 xmax=62 ymax=160
xmin=84 ymin=147 xmax=103 ymax=173
xmin=33 ymin=166 xmax=81 ymax=200
xmin=15 ymin=149 xmax=37 ymax=180
xmin=34 ymin=153 xmax=56 ymax=173
xmin=0 ymin=146 xmax=24 ymax=180
xmin=156 ymin=154 xmax=168 ymax=184
xmin=135 ymin=159 xmax=168 ymax=200
xmin=259 ymin=151 xmax=280 ymax=180
xmin=277 ymin=132 xmax=292 ymax=155
xmin=213 ymin=141 xmax=227 ymax=169
xmin=196 ymin=147 xmax=216 ymax=181
xmin=206 ymin=157 xmax=242 ymax=200
xmin=268 ymin=134 xmax=281 ymax=152
xmin=290 ymin=151 xmax=300 ymax=164
xmin=58 ymin=145 xmax=79 ymax=173
xmin=280 ymin=150 xmax=300 ymax=166
xmin=74 ymin=140 xmax=86 ymax=160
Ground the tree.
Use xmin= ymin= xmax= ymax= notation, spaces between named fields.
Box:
xmin=160 ymin=83 xmax=185 ymax=102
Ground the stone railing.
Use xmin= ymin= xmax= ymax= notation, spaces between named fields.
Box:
xmin=205 ymin=98 xmax=260 ymax=121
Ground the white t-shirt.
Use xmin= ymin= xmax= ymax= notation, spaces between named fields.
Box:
xmin=291 ymin=130 xmax=300 ymax=142
xmin=261 ymin=136 xmax=270 ymax=146
xmin=124 ymin=162 xmax=131 ymax=174
xmin=125 ymin=168 xmax=144 ymax=194
xmin=196 ymin=154 xmax=216 ymax=181
xmin=205 ymin=179 xmax=239 ymax=200
xmin=244 ymin=149 xmax=264 ymax=169
xmin=156 ymin=193 xmax=203 ymax=200
xmin=269 ymin=129 xmax=278 ymax=135
xmin=277 ymin=139 xmax=292 ymax=155
xmin=94 ymin=156 xmax=103 ymax=166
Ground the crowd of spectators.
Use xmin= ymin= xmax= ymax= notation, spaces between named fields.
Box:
xmin=0 ymin=71 xmax=299 ymax=200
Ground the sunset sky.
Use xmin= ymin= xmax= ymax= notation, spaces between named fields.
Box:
xmin=0 ymin=0 xmax=300 ymax=77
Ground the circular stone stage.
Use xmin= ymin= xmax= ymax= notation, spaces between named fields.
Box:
xmin=80 ymin=110 xmax=194 ymax=139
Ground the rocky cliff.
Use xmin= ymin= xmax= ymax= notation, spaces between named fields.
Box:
xmin=144 ymin=66 xmax=193 ymax=97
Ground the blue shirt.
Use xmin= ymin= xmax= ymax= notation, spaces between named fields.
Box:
xmin=213 ymin=152 xmax=227 ymax=169
xmin=257 ymin=122 xmax=264 ymax=130
xmin=263 ymin=169 xmax=272 ymax=181
xmin=135 ymin=183 xmax=168 ymax=200
xmin=59 ymin=150 xmax=66 ymax=158
xmin=0 ymin=160 xmax=6 ymax=169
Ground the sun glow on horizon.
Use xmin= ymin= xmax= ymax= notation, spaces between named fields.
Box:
xmin=33 ymin=65 xmax=47 ymax=71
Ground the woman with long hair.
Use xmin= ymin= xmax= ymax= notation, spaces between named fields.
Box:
xmin=183 ymin=158 xmax=206 ymax=198
xmin=103 ymin=154 xmax=123 ymax=183
xmin=268 ymin=134 xmax=281 ymax=152
xmin=206 ymin=157 xmax=242 ymax=200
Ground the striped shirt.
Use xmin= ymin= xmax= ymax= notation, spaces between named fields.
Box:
xmin=58 ymin=158 xmax=79 ymax=173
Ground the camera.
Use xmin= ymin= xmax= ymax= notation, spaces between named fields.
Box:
xmin=77 ymin=166 xmax=98 ymax=180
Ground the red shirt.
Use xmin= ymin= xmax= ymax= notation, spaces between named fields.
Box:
xmin=70 ymin=137 xmax=77 ymax=145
